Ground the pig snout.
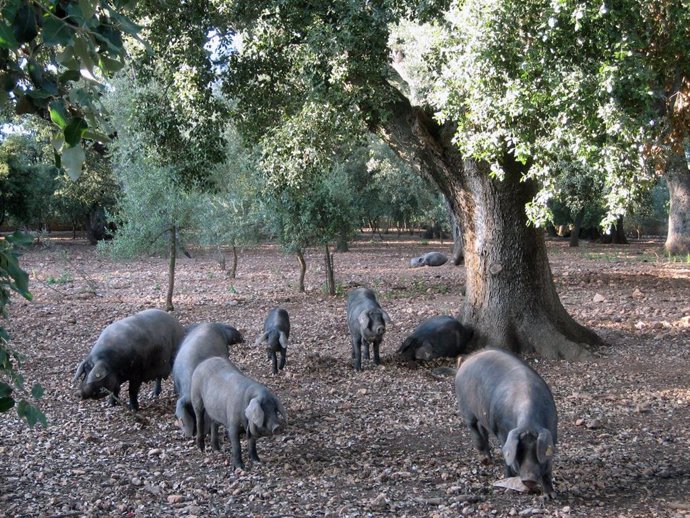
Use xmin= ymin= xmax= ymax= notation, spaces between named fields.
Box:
xmin=374 ymin=324 xmax=385 ymax=336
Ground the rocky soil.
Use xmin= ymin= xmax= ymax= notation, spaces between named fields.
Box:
xmin=1 ymin=233 xmax=688 ymax=518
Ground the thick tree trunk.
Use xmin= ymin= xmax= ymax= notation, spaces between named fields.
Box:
xmin=324 ymin=244 xmax=335 ymax=296
xmin=569 ymin=209 xmax=584 ymax=247
xmin=447 ymin=200 xmax=464 ymax=265
xmin=664 ymin=150 xmax=690 ymax=255
xmin=375 ymin=87 xmax=600 ymax=359
xmin=166 ymin=225 xmax=176 ymax=312
xmin=296 ymin=249 xmax=306 ymax=293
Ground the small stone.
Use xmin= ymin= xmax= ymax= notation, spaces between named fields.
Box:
xmin=632 ymin=288 xmax=643 ymax=298
xmin=167 ymin=495 xmax=184 ymax=504
xmin=575 ymin=418 xmax=585 ymax=426
xmin=370 ymin=493 xmax=388 ymax=510
xmin=593 ymin=293 xmax=605 ymax=303
xmin=357 ymin=388 xmax=368 ymax=396
xmin=586 ymin=418 xmax=603 ymax=429
xmin=130 ymin=477 xmax=142 ymax=486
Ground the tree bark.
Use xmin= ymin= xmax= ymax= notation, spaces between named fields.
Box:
xmin=324 ymin=243 xmax=335 ymax=296
xmin=569 ymin=209 xmax=584 ymax=247
xmin=664 ymin=149 xmax=690 ymax=255
xmin=375 ymin=87 xmax=600 ymax=359
xmin=446 ymin=199 xmax=464 ymax=265
xmin=166 ymin=225 xmax=176 ymax=311
xmin=230 ymin=245 xmax=238 ymax=279
xmin=296 ymin=249 xmax=306 ymax=293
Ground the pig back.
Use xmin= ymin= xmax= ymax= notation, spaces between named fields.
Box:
xmin=455 ymin=349 xmax=557 ymax=441
xmin=173 ymin=323 xmax=234 ymax=396
xmin=91 ymin=309 xmax=184 ymax=382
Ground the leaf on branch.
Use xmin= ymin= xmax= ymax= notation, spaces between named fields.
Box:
xmin=64 ymin=117 xmax=88 ymax=147
xmin=12 ymin=2 xmax=37 ymax=44
xmin=31 ymin=383 xmax=44 ymax=399
xmin=16 ymin=400 xmax=47 ymax=428
xmin=61 ymin=145 xmax=86 ymax=180
xmin=43 ymin=16 xmax=72 ymax=46
xmin=0 ymin=20 xmax=19 ymax=49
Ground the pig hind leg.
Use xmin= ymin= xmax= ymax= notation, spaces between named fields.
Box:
xmin=352 ymin=336 xmax=363 ymax=371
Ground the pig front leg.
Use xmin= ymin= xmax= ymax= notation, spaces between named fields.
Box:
xmin=270 ymin=351 xmax=278 ymax=375
xmin=211 ymin=422 xmax=222 ymax=451
xmin=227 ymin=425 xmax=245 ymax=469
xmin=541 ymin=472 xmax=556 ymax=500
xmin=278 ymin=348 xmax=286 ymax=371
xmin=108 ymin=385 xmax=121 ymax=406
xmin=372 ymin=340 xmax=381 ymax=365
xmin=362 ymin=339 xmax=370 ymax=360
xmin=128 ymin=380 xmax=142 ymax=411
xmin=351 ymin=336 xmax=362 ymax=371
xmin=466 ymin=417 xmax=492 ymax=464
xmin=248 ymin=436 xmax=260 ymax=464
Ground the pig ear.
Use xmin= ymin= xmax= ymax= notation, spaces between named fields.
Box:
xmin=358 ymin=310 xmax=371 ymax=330
xmin=88 ymin=361 xmax=109 ymax=382
xmin=245 ymin=397 xmax=265 ymax=428
xmin=380 ymin=309 xmax=392 ymax=325
xmin=502 ymin=428 xmax=521 ymax=466
xmin=253 ymin=332 xmax=268 ymax=347
xmin=275 ymin=397 xmax=288 ymax=425
xmin=537 ymin=429 xmax=555 ymax=463
xmin=278 ymin=331 xmax=288 ymax=350
xmin=72 ymin=360 xmax=86 ymax=384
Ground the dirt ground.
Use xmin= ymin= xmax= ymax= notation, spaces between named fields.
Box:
xmin=0 ymin=233 xmax=688 ymax=518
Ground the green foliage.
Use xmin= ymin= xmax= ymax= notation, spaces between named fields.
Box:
xmin=428 ymin=0 xmax=689 ymax=225
xmin=0 ymin=128 xmax=57 ymax=228
xmin=0 ymin=0 xmax=145 ymax=178
xmin=0 ymin=231 xmax=45 ymax=428
xmin=197 ymin=124 xmax=265 ymax=253
xmin=99 ymin=74 xmax=207 ymax=260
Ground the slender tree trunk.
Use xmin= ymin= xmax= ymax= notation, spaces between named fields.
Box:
xmin=218 ymin=245 xmax=226 ymax=271
xmin=230 ymin=245 xmax=238 ymax=278
xmin=336 ymin=232 xmax=349 ymax=252
xmin=296 ymin=249 xmax=306 ymax=293
xmin=569 ymin=209 xmax=584 ymax=247
xmin=664 ymin=149 xmax=690 ymax=254
xmin=324 ymin=243 xmax=336 ymax=295
xmin=166 ymin=225 xmax=176 ymax=311
xmin=375 ymin=87 xmax=600 ymax=359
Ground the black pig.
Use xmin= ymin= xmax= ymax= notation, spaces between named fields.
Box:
xmin=73 ymin=309 xmax=185 ymax=411
xmin=173 ymin=323 xmax=244 ymax=436
xmin=398 ymin=316 xmax=473 ymax=361
xmin=254 ymin=308 xmax=290 ymax=375
xmin=454 ymin=348 xmax=558 ymax=498
xmin=191 ymin=357 xmax=287 ymax=469
xmin=347 ymin=288 xmax=391 ymax=371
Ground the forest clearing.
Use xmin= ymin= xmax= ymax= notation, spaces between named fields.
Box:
xmin=1 ymin=234 xmax=688 ymax=518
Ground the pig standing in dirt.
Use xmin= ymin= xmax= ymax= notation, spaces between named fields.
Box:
xmin=254 ymin=308 xmax=290 ymax=375
xmin=347 ymin=287 xmax=392 ymax=371
xmin=398 ymin=315 xmax=474 ymax=361
xmin=73 ymin=308 xmax=185 ymax=411
xmin=454 ymin=348 xmax=558 ymax=498
xmin=173 ymin=323 xmax=244 ymax=437
xmin=191 ymin=357 xmax=287 ymax=469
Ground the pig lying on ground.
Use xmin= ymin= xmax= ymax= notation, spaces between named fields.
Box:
xmin=173 ymin=323 xmax=244 ymax=437
xmin=454 ymin=348 xmax=558 ymax=498
xmin=347 ymin=287 xmax=392 ymax=371
xmin=191 ymin=357 xmax=287 ymax=469
xmin=410 ymin=251 xmax=448 ymax=267
xmin=254 ymin=308 xmax=290 ymax=375
xmin=73 ymin=308 xmax=185 ymax=411
xmin=398 ymin=316 xmax=474 ymax=361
